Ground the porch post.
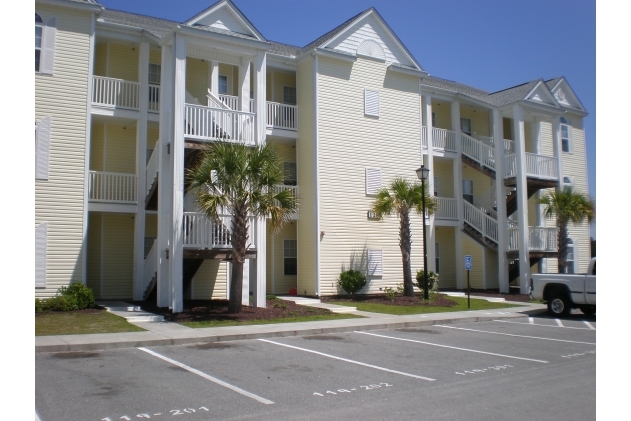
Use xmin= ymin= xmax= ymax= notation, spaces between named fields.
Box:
xmin=156 ymin=43 xmax=173 ymax=308
xmin=133 ymin=41 xmax=150 ymax=301
xmin=493 ymin=109 xmax=509 ymax=292
xmin=238 ymin=59 xmax=251 ymax=112
xmin=552 ymin=116 xmax=565 ymax=188
xmin=210 ymin=61 xmax=219 ymax=97
xmin=533 ymin=118 xmax=546 ymax=274
xmin=513 ymin=104 xmax=530 ymax=294
xmin=422 ymin=95 xmax=436 ymax=272
xmin=170 ymin=33 xmax=187 ymax=312
xmin=452 ymin=101 xmax=464 ymax=289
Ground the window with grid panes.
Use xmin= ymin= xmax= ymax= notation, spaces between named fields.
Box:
xmin=284 ymin=162 xmax=297 ymax=186
xmin=463 ymin=180 xmax=474 ymax=204
xmin=566 ymin=239 xmax=575 ymax=274
xmin=284 ymin=240 xmax=297 ymax=275
xmin=560 ymin=117 xmax=571 ymax=152
xmin=461 ymin=118 xmax=472 ymax=136
xmin=435 ymin=243 xmax=440 ymax=274
xmin=218 ymin=75 xmax=228 ymax=95
xmin=35 ymin=13 xmax=43 ymax=72
xmin=283 ymin=86 xmax=296 ymax=105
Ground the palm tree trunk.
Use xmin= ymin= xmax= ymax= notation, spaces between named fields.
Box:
xmin=228 ymin=205 xmax=249 ymax=314
xmin=399 ymin=209 xmax=414 ymax=296
xmin=557 ymin=218 xmax=569 ymax=274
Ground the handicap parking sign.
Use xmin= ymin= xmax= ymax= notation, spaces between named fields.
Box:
xmin=465 ymin=255 xmax=472 ymax=270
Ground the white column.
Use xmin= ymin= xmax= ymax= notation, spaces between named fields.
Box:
xmin=242 ymin=259 xmax=250 ymax=306
xmin=452 ymin=101 xmax=464 ymax=289
xmin=552 ymin=116 xmax=564 ymax=187
xmin=133 ymin=41 xmax=150 ymax=300
xmin=493 ymin=109 xmax=509 ymax=292
xmin=255 ymin=51 xmax=267 ymax=145
xmin=210 ymin=61 xmax=219 ymax=97
xmin=533 ymin=118 xmax=547 ymax=273
xmin=239 ymin=59 xmax=251 ymax=112
xmin=422 ymin=95 xmax=436 ymax=272
xmin=170 ymin=34 xmax=186 ymax=313
xmin=157 ymin=44 xmax=173 ymax=308
xmin=513 ymin=104 xmax=530 ymax=294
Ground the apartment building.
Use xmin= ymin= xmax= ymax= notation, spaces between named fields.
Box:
xmin=35 ymin=0 xmax=591 ymax=312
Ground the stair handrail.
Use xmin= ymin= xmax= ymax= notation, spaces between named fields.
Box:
xmin=461 ymin=132 xmax=496 ymax=170
xmin=463 ymin=200 xmax=498 ymax=243
xmin=207 ymin=89 xmax=231 ymax=110
xmin=146 ymin=141 xmax=159 ymax=196
xmin=143 ymin=238 xmax=158 ymax=293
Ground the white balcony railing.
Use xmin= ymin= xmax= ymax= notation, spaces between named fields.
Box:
xmin=504 ymin=153 xmax=558 ymax=180
xmin=183 ymin=213 xmax=256 ymax=249
xmin=472 ymin=135 xmax=516 ymax=154
xmin=146 ymin=143 xmax=159 ymax=197
xmin=218 ymin=94 xmax=239 ymax=111
xmin=148 ymin=84 xmax=160 ymax=112
xmin=504 ymin=139 xmax=516 ymax=154
xmin=88 ymin=171 xmax=137 ymax=203
xmin=184 ymin=104 xmax=256 ymax=145
xmin=267 ymin=102 xmax=298 ymax=130
xmin=422 ymin=127 xmax=457 ymax=152
xmin=435 ymin=197 xmax=458 ymax=220
xmin=272 ymin=184 xmax=299 ymax=218
xmin=461 ymin=132 xmax=496 ymax=170
xmin=92 ymin=76 xmax=140 ymax=110
xmin=463 ymin=200 xmax=498 ymax=243
xmin=507 ymin=227 xmax=557 ymax=252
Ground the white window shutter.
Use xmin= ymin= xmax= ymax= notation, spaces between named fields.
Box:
xmin=41 ymin=16 xmax=57 ymax=75
xmin=365 ymin=168 xmax=381 ymax=195
xmin=36 ymin=117 xmax=51 ymax=180
xmin=368 ymin=249 xmax=383 ymax=276
xmin=364 ymin=89 xmax=379 ymax=117
xmin=35 ymin=223 xmax=48 ymax=288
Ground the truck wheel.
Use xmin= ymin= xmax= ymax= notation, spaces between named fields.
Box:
xmin=548 ymin=295 xmax=571 ymax=316
xmin=579 ymin=305 xmax=595 ymax=316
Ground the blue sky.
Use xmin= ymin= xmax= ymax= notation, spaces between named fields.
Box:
xmin=98 ymin=0 xmax=596 ymax=232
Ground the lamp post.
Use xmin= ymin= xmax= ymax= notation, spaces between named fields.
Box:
xmin=416 ymin=165 xmax=430 ymax=300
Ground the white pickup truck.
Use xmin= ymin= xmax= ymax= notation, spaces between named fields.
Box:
xmin=529 ymin=257 xmax=596 ymax=317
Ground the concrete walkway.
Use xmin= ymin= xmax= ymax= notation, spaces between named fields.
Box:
xmin=35 ymin=296 xmax=547 ymax=353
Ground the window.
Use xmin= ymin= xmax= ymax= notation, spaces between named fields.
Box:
xmin=461 ymin=118 xmax=472 ymax=136
xmin=283 ymin=162 xmax=297 ymax=186
xmin=284 ymin=240 xmax=297 ymax=275
xmin=283 ymin=86 xmax=296 ymax=105
xmin=218 ymin=75 xmax=228 ymax=95
xmin=365 ymin=168 xmax=381 ymax=195
xmin=431 ymin=112 xmax=436 ymax=127
xmin=463 ymin=180 xmax=473 ymax=204
xmin=560 ymin=117 xmax=571 ymax=153
xmin=435 ymin=243 xmax=440 ymax=274
xmin=433 ymin=176 xmax=438 ymax=197
xmin=566 ymin=239 xmax=575 ymax=274
xmin=563 ymin=176 xmax=574 ymax=189
xmin=367 ymin=249 xmax=383 ymax=276
xmin=35 ymin=13 xmax=56 ymax=74
xmin=148 ymin=63 xmax=161 ymax=84
xmin=144 ymin=237 xmax=156 ymax=259
xmin=35 ymin=13 xmax=43 ymax=72
xmin=364 ymin=89 xmax=379 ymax=117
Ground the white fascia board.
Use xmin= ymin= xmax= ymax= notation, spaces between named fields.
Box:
xmin=175 ymin=25 xmax=270 ymax=51
xmin=184 ymin=0 xmax=266 ymax=41
xmin=39 ymin=0 xmax=103 ymax=13
xmin=499 ymin=100 xmax=565 ymax=116
xmin=319 ymin=9 xmax=372 ymax=49
xmin=454 ymin=93 xmax=495 ymax=111
xmin=525 ymin=80 xmax=561 ymax=108
xmin=388 ymin=64 xmax=428 ymax=78
xmin=313 ymin=48 xmax=357 ymax=63
xmin=267 ymin=56 xmax=297 ymax=71
xmin=419 ymin=82 xmax=458 ymax=100
xmin=556 ymin=78 xmax=588 ymax=114
xmin=96 ymin=21 xmax=145 ymax=43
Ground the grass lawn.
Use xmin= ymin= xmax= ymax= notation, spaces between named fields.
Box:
xmin=330 ymin=296 xmax=523 ymax=316
xmin=35 ymin=310 xmax=146 ymax=336
xmin=180 ymin=313 xmax=363 ymax=328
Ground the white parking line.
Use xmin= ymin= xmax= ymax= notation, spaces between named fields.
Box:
xmin=435 ymin=325 xmax=596 ymax=345
xmin=138 ymin=347 xmax=274 ymax=404
xmin=529 ymin=317 xmax=534 ymax=325
xmin=583 ymin=321 xmax=596 ymax=330
xmin=493 ymin=320 xmax=594 ymax=330
xmin=35 ymin=411 xmax=42 ymax=421
xmin=354 ymin=331 xmax=548 ymax=363
xmin=258 ymin=339 xmax=435 ymax=381
xmin=556 ymin=319 xmax=564 ymax=327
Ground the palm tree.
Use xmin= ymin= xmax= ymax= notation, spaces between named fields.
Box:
xmin=186 ymin=142 xmax=298 ymax=314
xmin=371 ymin=177 xmax=437 ymax=296
xmin=538 ymin=186 xmax=594 ymax=273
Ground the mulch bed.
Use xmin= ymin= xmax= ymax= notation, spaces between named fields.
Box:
xmin=131 ymin=299 xmax=334 ymax=323
xmin=321 ymin=294 xmax=458 ymax=307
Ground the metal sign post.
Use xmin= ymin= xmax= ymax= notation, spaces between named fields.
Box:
xmin=465 ymin=256 xmax=472 ymax=308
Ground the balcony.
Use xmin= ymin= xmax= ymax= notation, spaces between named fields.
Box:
xmin=273 ymin=184 xmax=299 ymax=219
xmin=183 ymin=213 xmax=256 ymax=250
xmin=504 ymin=153 xmax=559 ymax=181
xmin=434 ymin=197 xmax=458 ymax=220
xmin=88 ymin=171 xmax=137 ymax=204
xmin=184 ymin=104 xmax=256 ymax=145
xmin=422 ymin=127 xmax=457 ymax=152
xmin=218 ymin=94 xmax=298 ymax=131
xmin=91 ymin=76 xmax=160 ymax=112
xmin=507 ymin=226 xmax=557 ymax=253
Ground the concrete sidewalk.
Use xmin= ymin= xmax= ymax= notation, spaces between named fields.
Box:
xmin=35 ymin=297 xmax=547 ymax=353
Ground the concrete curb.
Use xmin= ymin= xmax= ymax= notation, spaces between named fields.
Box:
xmin=35 ymin=308 xmax=544 ymax=353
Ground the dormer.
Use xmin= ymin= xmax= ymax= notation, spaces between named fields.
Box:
xmin=546 ymin=77 xmax=587 ymax=113
xmin=184 ymin=0 xmax=266 ymax=41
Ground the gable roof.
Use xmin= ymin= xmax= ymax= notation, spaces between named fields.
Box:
xmin=183 ymin=0 xmax=266 ymax=41
xmin=300 ymin=9 xmax=367 ymax=53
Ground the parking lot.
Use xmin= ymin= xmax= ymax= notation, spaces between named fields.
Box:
xmin=36 ymin=312 xmax=596 ymax=421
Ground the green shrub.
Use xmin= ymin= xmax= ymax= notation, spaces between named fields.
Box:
xmin=415 ymin=270 xmax=440 ymax=302
xmin=35 ymin=281 xmax=95 ymax=313
xmin=381 ymin=283 xmax=404 ymax=301
xmin=338 ymin=270 xmax=366 ymax=296
xmin=266 ymin=294 xmax=278 ymax=300
xmin=42 ymin=295 xmax=79 ymax=311
xmin=35 ymin=299 xmax=44 ymax=313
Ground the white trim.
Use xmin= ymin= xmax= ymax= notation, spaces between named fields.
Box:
xmin=35 ymin=116 xmax=51 ymax=180
xmin=314 ymin=55 xmax=321 ymax=296
xmin=40 ymin=16 xmax=57 ymax=75
xmin=183 ymin=0 xmax=266 ymax=41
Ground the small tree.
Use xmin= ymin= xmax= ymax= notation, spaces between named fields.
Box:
xmin=371 ymin=177 xmax=437 ymax=296
xmin=539 ymin=187 xmax=595 ymax=273
xmin=338 ymin=270 xmax=366 ymax=296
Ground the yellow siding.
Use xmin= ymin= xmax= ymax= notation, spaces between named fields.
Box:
xmin=431 ymin=101 xmax=451 ymax=130
xmin=462 ymin=164 xmax=493 ymax=200
xmin=267 ymin=221 xmax=298 ymax=294
xmin=433 ymin=159 xmax=454 ymax=197
xmin=190 ymin=261 xmax=228 ymax=300
xmin=218 ymin=63 xmax=236 ymax=96
xmin=524 ymin=122 xmax=534 ymax=153
xmin=435 ymin=227 xmax=456 ymax=288
xmin=94 ymin=42 xmax=107 ymax=76
xmin=485 ymin=249 xmax=498 ymax=289
xmin=147 ymin=127 xmax=159 ymax=150
xmin=35 ymin=4 xmax=92 ymax=297
xmin=86 ymin=212 xmax=101 ymax=296
xmin=107 ymin=43 xmax=139 ymax=81
xmin=272 ymin=142 xmax=296 ymax=164
xmin=296 ymin=57 xmax=317 ymax=295
xmin=90 ymin=123 xmax=104 ymax=171
xmin=102 ymin=213 xmax=135 ymax=299
xmin=528 ymin=194 xmax=539 ymax=226
xmin=186 ymin=57 xmax=208 ymax=105
xmin=317 ymin=56 xmax=424 ymax=296
xmin=462 ymin=235 xmax=484 ymax=289
xmin=272 ymin=70 xmax=296 ymax=103
xmin=503 ymin=118 xmax=513 ymax=140
xmin=102 ymin=124 xmax=136 ymax=173
xmin=145 ymin=214 xmax=157 ymax=237
xmin=149 ymin=48 xmax=161 ymax=66
xmin=460 ymin=107 xmax=490 ymax=137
